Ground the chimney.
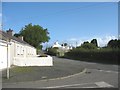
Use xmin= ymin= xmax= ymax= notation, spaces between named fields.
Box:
xmin=18 ymin=36 xmax=24 ymax=41
xmin=7 ymin=29 xmax=13 ymax=36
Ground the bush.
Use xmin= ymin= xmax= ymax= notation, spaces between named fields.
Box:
xmin=64 ymin=48 xmax=119 ymax=65
xmin=80 ymin=43 xmax=97 ymax=49
xmin=47 ymin=47 xmax=59 ymax=56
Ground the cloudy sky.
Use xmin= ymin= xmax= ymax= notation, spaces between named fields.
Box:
xmin=2 ymin=2 xmax=118 ymax=48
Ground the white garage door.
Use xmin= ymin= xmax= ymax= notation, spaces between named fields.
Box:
xmin=0 ymin=42 xmax=7 ymax=69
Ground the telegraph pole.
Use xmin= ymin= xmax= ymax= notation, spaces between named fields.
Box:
xmin=76 ymin=41 xmax=77 ymax=48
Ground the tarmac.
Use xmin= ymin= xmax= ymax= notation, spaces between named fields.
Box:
xmin=2 ymin=56 xmax=85 ymax=84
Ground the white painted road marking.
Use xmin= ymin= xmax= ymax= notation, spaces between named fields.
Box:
xmin=98 ymin=70 xmax=118 ymax=73
xmin=89 ymin=68 xmax=118 ymax=74
xmin=39 ymin=81 xmax=114 ymax=88
xmin=44 ymin=82 xmax=94 ymax=88
xmin=95 ymin=81 xmax=114 ymax=88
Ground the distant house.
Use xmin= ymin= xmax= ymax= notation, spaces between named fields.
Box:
xmin=52 ymin=41 xmax=62 ymax=48
xmin=51 ymin=41 xmax=73 ymax=57
xmin=52 ymin=41 xmax=73 ymax=51
xmin=0 ymin=29 xmax=36 ymax=69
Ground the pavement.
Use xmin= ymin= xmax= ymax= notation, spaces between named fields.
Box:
xmin=2 ymin=56 xmax=85 ymax=83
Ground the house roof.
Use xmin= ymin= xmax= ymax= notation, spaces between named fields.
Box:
xmin=52 ymin=41 xmax=62 ymax=48
xmin=0 ymin=30 xmax=34 ymax=48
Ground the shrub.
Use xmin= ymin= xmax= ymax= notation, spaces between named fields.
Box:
xmin=64 ymin=48 xmax=119 ymax=64
xmin=47 ymin=47 xmax=59 ymax=56
xmin=80 ymin=43 xmax=97 ymax=49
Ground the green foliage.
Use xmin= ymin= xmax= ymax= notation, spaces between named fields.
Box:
xmin=83 ymin=41 xmax=89 ymax=44
xmin=47 ymin=47 xmax=59 ymax=56
xmin=80 ymin=42 xmax=97 ymax=49
xmin=63 ymin=43 xmax=68 ymax=46
xmin=11 ymin=67 xmax=32 ymax=73
xmin=36 ymin=45 xmax=43 ymax=54
xmin=107 ymin=39 xmax=120 ymax=48
xmin=91 ymin=39 xmax=98 ymax=47
xmin=36 ymin=45 xmax=43 ymax=50
xmin=61 ymin=43 xmax=68 ymax=46
xmin=77 ymin=39 xmax=98 ymax=50
xmin=14 ymin=33 xmax=21 ymax=37
xmin=64 ymin=39 xmax=119 ymax=64
xmin=65 ymin=48 xmax=119 ymax=64
xmin=14 ymin=23 xmax=50 ymax=48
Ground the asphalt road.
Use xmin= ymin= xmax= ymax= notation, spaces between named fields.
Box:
xmin=2 ymin=56 xmax=84 ymax=83
xmin=2 ymin=56 xmax=119 ymax=89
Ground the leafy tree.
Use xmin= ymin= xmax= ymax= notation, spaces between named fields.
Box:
xmin=118 ymin=39 xmax=120 ymax=48
xmin=83 ymin=41 xmax=89 ymax=44
xmin=14 ymin=33 xmax=21 ymax=37
xmin=91 ymin=39 xmax=98 ymax=47
xmin=107 ymin=39 xmax=120 ymax=48
xmin=64 ymin=43 xmax=68 ymax=46
xmin=47 ymin=47 xmax=59 ymax=56
xmin=81 ymin=42 xmax=97 ymax=49
xmin=61 ymin=43 xmax=68 ymax=46
xmin=14 ymin=23 xmax=50 ymax=49
xmin=36 ymin=45 xmax=43 ymax=50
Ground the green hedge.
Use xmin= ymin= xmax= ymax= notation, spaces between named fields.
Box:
xmin=47 ymin=47 xmax=59 ymax=56
xmin=64 ymin=48 xmax=119 ymax=64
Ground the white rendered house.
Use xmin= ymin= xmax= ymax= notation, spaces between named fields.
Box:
xmin=52 ymin=41 xmax=62 ymax=48
xmin=0 ymin=29 xmax=53 ymax=69
xmin=52 ymin=41 xmax=73 ymax=50
xmin=0 ymin=29 xmax=36 ymax=69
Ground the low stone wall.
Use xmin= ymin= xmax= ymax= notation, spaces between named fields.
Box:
xmin=13 ymin=55 xmax=53 ymax=66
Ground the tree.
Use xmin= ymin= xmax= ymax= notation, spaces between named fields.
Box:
xmin=61 ymin=43 xmax=68 ymax=46
xmin=81 ymin=42 xmax=97 ymax=49
xmin=83 ymin=41 xmax=89 ymax=44
xmin=91 ymin=39 xmax=98 ymax=47
xmin=118 ymin=39 xmax=120 ymax=48
xmin=14 ymin=23 xmax=50 ymax=49
xmin=107 ymin=39 xmax=119 ymax=48
xmin=14 ymin=33 xmax=21 ymax=37
xmin=47 ymin=47 xmax=59 ymax=56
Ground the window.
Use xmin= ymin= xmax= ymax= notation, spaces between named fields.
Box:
xmin=17 ymin=46 xmax=20 ymax=55
xmin=20 ymin=46 xmax=23 ymax=55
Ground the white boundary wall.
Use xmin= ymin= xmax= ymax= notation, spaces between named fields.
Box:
xmin=13 ymin=55 xmax=53 ymax=66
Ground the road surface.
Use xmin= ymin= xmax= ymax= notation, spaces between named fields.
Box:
xmin=2 ymin=56 xmax=118 ymax=89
